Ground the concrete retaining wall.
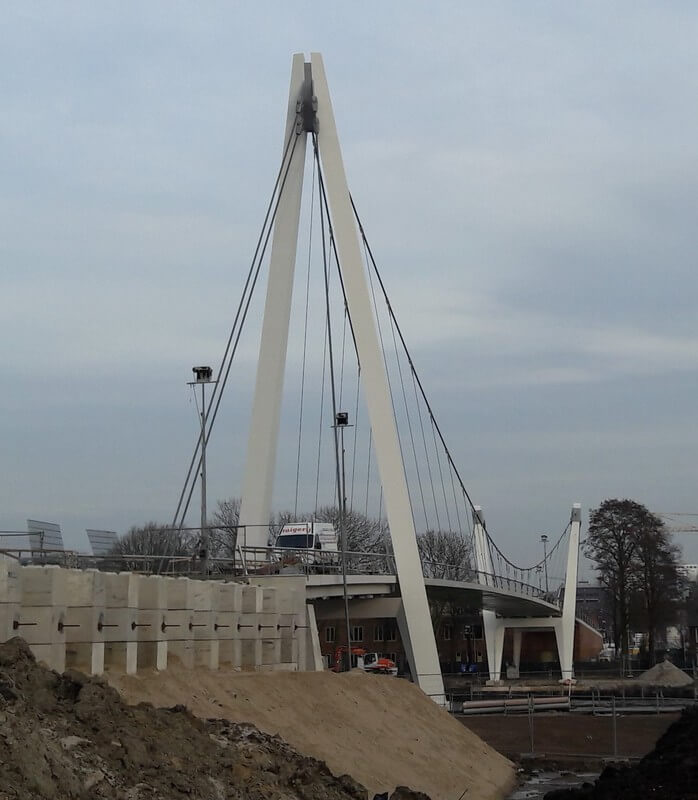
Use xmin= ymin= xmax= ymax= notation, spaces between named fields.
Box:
xmin=0 ymin=557 xmax=323 ymax=676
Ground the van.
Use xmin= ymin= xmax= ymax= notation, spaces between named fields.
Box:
xmin=274 ymin=522 xmax=339 ymax=567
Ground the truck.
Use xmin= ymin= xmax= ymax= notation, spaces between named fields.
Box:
xmin=273 ymin=522 xmax=339 ymax=567
xmin=331 ymin=646 xmax=398 ymax=676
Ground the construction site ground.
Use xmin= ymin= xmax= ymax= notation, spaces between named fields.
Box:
xmin=460 ymin=712 xmax=679 ymax=763
xmin=0 ymin=639 xmax=515 ymax=800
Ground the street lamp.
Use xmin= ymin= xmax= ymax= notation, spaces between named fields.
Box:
xmin=540 ymin=534 xmax=549 ymax=593
xmin=189 ymin=366 xmax=216 ymax=576
xmin=333 ymin=411 xmax=352 ymax=669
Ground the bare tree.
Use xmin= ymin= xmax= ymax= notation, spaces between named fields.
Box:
xmin=210 ymin=497 xmax=241 ymax=559
xmin=110 ymin=522 xmax=194 ymax=573
xmin=417 ymin=529 xmax=473 ymax=581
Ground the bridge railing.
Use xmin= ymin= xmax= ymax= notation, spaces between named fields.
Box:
xmin=473 ymin=569 xmax=560 ymax=605
xmin=0 ymin=546 xmax=561 ymax=607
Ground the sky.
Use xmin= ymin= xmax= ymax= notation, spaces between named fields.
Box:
xmin=1 ymin=2 xmax=697 ymax=571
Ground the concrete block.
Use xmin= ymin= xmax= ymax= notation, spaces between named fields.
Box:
xmin=237 ymin=614 xmax=260 ymax=640
xmin=241 ymin=585 xmax=263 ymax=614
xmin=261 ymin=588 xmax=278 ymax=614
xmin=65 ymin=568 xmax=106 ymax=607
xmin=161 ymin=609 xmax=193 ymax=668
xmin=18 ymin=566 xmax=68 ymax=672
xmin=257 ymin=613 xmax=280 ymax=639
xmin=272 ymin=661 xmax=298 ymax=672
xmin=0 ymin=557 xmax=21 ymax=644
xmin=104 ymin=571 xmax=139 ymax=609
xmin=261 ymin=637 xmax=281 ymax=666
xmin=165 ymin=576 xmax=191 ymax=610
xmin=191 ymin=609 xmax=217 ymax=669
xmin=240 ymin=638 xmax=261 ymax=670
xmin=214 ymin=582 xmax=242 ymax=613
xmin=138 ymin=575 xmax=167 ymax=610
xmin=280 ymin=636 xmax=298 ymax=665
xmin=277 ymin=613 xmax=296 ymax=637
xmin=102 ymin=573 xmax=138 ymax=675
xmin=136 ymin=575 xmax=167 ymax=671
xmin=218 ymin=636 xmax=241 ymax=667
xmin=188 ymin=578 xmax=213 ymax=611
xmin=21 ymin=565 xmax=68 ymax=607
xmin=63 ymin=571 xmax=106 ymax=674
xmin=16 ymin=607 xmax=66 ymax=673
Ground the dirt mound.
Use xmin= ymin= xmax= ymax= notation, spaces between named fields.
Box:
xmin=0 ymin=638 xmax=426 ymax=800
xmin=107 ymin=662 xmax=514 ymax=800
xmin=636 ymin=658 xmax=694 ymax=687
xmin=544 ymin=707 xmax=698 ymax=799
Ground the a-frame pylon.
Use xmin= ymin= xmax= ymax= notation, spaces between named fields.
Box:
xmin=239 ymin=53 xmax=444 ymax=699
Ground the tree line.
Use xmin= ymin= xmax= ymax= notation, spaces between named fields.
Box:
xmin=585 ymin=498 xmax=682 ymax=662
xmin=111 ymin=498 xmax=473 ymax=576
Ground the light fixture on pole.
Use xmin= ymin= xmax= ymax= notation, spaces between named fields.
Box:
xmin=540 ymin=534 xmax=549 ymax=593
xmin=189 ymin=366 xmax=216 ymax=577
xmin=333 ymin=410 xmax=352 ymax=669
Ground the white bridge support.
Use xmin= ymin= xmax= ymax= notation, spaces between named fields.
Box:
xmin=238 ymin=53 xmax=444 ymax=700
xmin=239 ymin=53 xmax=308 ymax=544
xmin=474 ymin=504 xmax=582 ymax=683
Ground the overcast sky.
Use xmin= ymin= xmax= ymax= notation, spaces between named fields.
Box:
xmin=1 ymin=2 xmax=697 ymax=570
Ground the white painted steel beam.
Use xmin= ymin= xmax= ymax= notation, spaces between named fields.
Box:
xmin=239 ymin=53 xmax=308 ymax=547
xmin=311 ymin=52 xmax=444 ymax=700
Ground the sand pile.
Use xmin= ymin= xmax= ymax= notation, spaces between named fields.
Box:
xmin=0 ymin=638 xmax=426 ymax=800
xmin=637 ymin=659 xmax=694 ymax=688
xmin=108 ymin=664 xmax=515 ymax=800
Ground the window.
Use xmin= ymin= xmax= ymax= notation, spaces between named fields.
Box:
xmin=462 ymin=625 xmax=472 ymax=637
xmin=455 ymin=607 xmax=465 ymax=616
xmin=325 ymin=626 xmax=336 ymax=643
xmin=383 ymin=653 xmax=397 ymax=664
xmin=443 ymin=624 xmax=453 ymax=641
xmin=472 ymin=624 xmax=483 ymax=639
xmin=351 ymin=625 xmax=364 ymax=643
xmin=386 ymin=626 xmax=397 ymax=642
xmin=374 ymin=624 xmax=384 ymax=642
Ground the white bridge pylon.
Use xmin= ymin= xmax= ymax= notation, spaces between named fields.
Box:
xmin=238 ymin=53 xmax=445 ymax=700
xmin=473 ymin=504 xmax=582 ymax=683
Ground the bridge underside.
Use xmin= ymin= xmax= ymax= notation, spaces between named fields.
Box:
xmin=297 ymin=574 xmax=562 ymax=618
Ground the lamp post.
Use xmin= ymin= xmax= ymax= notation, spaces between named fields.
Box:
xmin=189 ymin=366 xmax=216 ymax=577
xmin=540 ymin=534 xmax=549 ymax=593
xmin=333 ymin=410 xmax=352 ymax=669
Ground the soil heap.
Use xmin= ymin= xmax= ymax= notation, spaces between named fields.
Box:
xmin=544 ymin=707 xmax=698 ymax=799
xmin=108 ymin=661 xmax=514 ymax=800
xmin=636 ymin=658 xmax=694 ymax=688
xmin=0 ymin=638 xmax=428 ymax=800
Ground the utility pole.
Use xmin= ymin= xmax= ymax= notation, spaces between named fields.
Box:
xmin=190 ymin=366 xmax=215 ymax=577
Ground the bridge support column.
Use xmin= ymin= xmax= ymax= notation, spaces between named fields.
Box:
xmin=312 ymin=52 xmax=444 ymax=701
xmin=556 ymin=503 xmax=581 ymax=683
xmin=512 ymin=629 xmax=522 ymax=678
xmin=483 ymin=611 xmax=505 ymax=684
xmin=239 ymin=53 xmax=309 ymax=545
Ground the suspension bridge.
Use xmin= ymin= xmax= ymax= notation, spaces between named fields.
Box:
xmin=80 ymin=52 xmax=593 ymax=700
